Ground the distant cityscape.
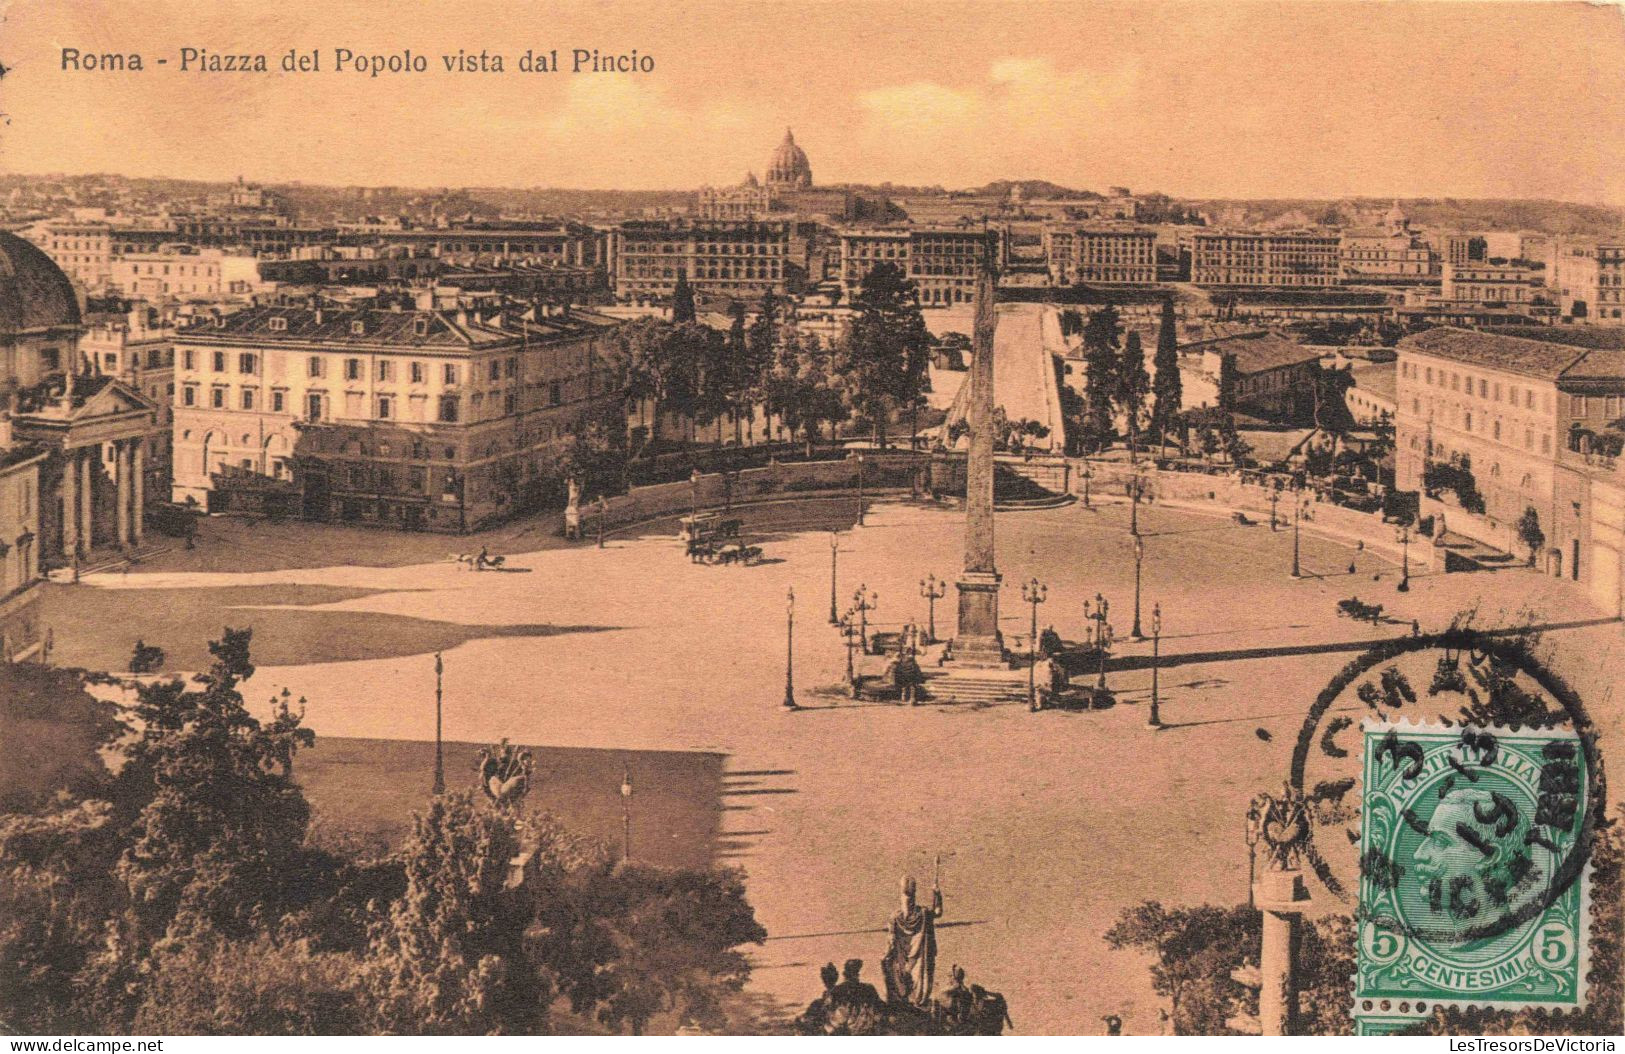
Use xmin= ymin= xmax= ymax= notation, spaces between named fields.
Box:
xmin=1 ymin=126 xmax=1625 ymax=659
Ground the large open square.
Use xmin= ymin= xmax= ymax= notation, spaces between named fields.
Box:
xmin=43 ymin=495 xmax=1625 ymax=1034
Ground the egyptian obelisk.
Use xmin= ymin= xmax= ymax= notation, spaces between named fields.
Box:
xmin=952 ymin=263 xmax=1004 ymax=665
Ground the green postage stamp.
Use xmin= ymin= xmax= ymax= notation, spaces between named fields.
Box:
xmin=1355 ymin=720 xmax=1590 ymax=1023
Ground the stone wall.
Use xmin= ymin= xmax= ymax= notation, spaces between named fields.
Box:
xmin=1072 ymin=459 xmax=1435 ymax=571
xmin=584 ymin=453 xmax=927 ymax=535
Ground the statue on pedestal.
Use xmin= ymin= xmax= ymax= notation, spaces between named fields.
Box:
xmin=563 ymin=476 xmax=582 ymax=540
xmin=883 ymin=873 xmax=944 ymax=1007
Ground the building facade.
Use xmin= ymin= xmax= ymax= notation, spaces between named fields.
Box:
xmin=1339 ymin=228 xmax=1436 ymax=282
xmin=1042 ymin=225 xmax=1158 ymax=285
xmin=1547 ymin=239 xmax=1625 ymax=325
xmin=609 ymin=219 xmax=791 ymax=303
xmin=81 ymin=306 xmax=176 ymax=504
xmin=0 ymin=427 xmax=46 ymax=663
xmin=0 ymin=232 xmax=155 ymax=567
xmin=1191 ymin=231 xmax=1341 ymax=287
xmin=837 ymin=226 xmax=1000 ymax=305
xmin=1393 ymin=327 xmax=1625 ymax=571
xmin=697 ymin=175 xmax=773 ymax=220
xmin=1440 ymin=262 xmax=1540 ymax=305
xmin=170 ymin=302 xmax=623 ymax=531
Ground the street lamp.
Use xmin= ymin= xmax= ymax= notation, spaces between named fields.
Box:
xmin=1084 ymin=593 xmax=1112 ymax=690
xmin=828 ymin=529 xmax=841 ymax=625
xmin=1291 ymin=489 xmax=1308 ymax=579
xmin=432 ymin=651 xmax=445 ymax=795
xmin=1148 ymin=603 xmax=1163 ymax=728
xmin=596 ymin=496 xmax=608 ymax=549
xmin=1022 ymin=577 xmax=1048 ymax=712
xmin=1132 ymin=534 xmax=1146 ymax=640
xmin=853 ymin=585 xmax=877 ymax=654
xmin=839 ymin=608 xmax=860 ymax=694
xmin=1130 ymin=470 xmax=1142 ymax=538
xmin=620 ymin=768 xmax=633 ymax=862
xmin=856 ymin=453 xmax=866 ymax=526
xmin=689 ymin=468 xmax=701 ymax=519
xmin=1395 ymin=524 xmax=1412 ymax=592
xmin=1081 ymin=460 xmax=1093 ymax=508
xmin=919 ymin=574 xmax=946 ymax=644
xmin=783 ymin=587 xmax=798 ymax=710
xmin=1269 ymin=482 xmax=1281 ymax=532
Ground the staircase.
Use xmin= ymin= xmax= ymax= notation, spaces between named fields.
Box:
xmin=922 ymin=668 xmax=1031 ymax=704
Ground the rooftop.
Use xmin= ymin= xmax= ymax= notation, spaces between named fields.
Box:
xmin=1399 ymin=326 xmax=1603 ymax=381
xmin=176 ymin=303 xmax=616 ymax=348
xmin=1186 ymin=330 xmax=1320 ymax=374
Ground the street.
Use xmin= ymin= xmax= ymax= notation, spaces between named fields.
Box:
xmin=44 ymin=498 xmax=1625 ymax=1033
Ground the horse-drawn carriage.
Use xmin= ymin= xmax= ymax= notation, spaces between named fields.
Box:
xmin=679 ymin=512 xmax=742 ymax=543
xmin=682 ymin=514 xmax=760 ymax=565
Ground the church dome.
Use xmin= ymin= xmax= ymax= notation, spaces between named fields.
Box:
xmin=0 ymin=231 xmax=81 ymax=338
xmin=766 ymin=128 xmax=812 ymax=189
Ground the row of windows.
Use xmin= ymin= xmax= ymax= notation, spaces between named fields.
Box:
xmin=1403 ymin=360 xmax=1550 ymax=413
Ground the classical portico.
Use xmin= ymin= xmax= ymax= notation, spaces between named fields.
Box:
xmin=13 ymin=375 xmax=156 ymax=562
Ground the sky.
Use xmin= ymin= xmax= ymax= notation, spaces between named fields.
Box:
xmin=3 ymin=0 xmax=1624 ymax=203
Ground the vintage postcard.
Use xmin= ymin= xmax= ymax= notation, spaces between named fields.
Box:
xmin=0 ymin=0 xmax=1620 ymax=1041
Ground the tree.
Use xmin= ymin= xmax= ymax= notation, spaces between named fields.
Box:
xmin=0 ymin=629 xmax=327 ymax=1032
xmin=671 ymin=271 xmax=696 ymax=324
xmin=1517 ymin=507 xmax=1545 ymax=566
xmin=741 ymin=291 xmax=779 ymax=443
xmin=1310 ymin=362 xmax=1355 ymax=434
xmin=692 ymin=321 xmax=733 ymax=448
xmin=724 ymin=302 xmax=751 ymax=446
xmin=1117 ymin=330 xmax=1151 ymax=458
xmin=111 ymin=628 xmax=316 ymax=944
xmin=1082 ymin=304 xmax=1123 ymax=451
xmin=1217 ymin=353 xmax=1240 ymax=417
xmin=1104 ymin=901 xmax=1259 ymax=1034
xmin=546 ymin=864 xmax=766 ymax=1035
xmin=1152 ymin=298 xmax=1183 ymax=453
xmin=840 ymin=262 xmax=932 ymax=449
xmin=364 ymin=793 xmax=547 ymax=1035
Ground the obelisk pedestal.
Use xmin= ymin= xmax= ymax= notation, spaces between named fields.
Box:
xmin=951 ymin=264 xmax=1005 ymax=667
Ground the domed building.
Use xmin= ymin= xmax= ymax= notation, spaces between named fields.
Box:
xmin=0 ymin=230 xmax=157 ymax=573
xmin=766 ymin=128 xmax=813 ymax=190
xmin=0 ymin=230 xmax=83 ymax=392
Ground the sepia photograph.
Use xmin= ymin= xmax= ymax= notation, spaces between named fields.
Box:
xmin=0 ymin=0 xmax=1620 ymax=1041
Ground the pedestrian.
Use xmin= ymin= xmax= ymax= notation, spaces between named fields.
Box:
xmin=1411 ymin=618 xmax=1421 ymax=637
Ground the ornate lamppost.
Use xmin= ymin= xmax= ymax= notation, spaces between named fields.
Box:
xmin=1395 ymin=524 xmax=1412 ymax=592
xmin=1084 ymin=592 xmax=1112 ymax=690
xmin=1291 ymin=489 xmax=1308 ymax=579
xmin=919 ymin=573 xmax=946 ymax=644
xmin=828 ymin=529 xmax=841 ymax=624
xmin=852 ymin=584 xmax=877 ymax=654
xmin=1132 ymin=534 xmax=1146 ymax=639
xmin=838 ymin=608 xmax=860 ymax=694
xmin=432 ymin=651 xmax=445 ymax=795
xmin=1130 ymin=467 xmax=1143 ymax=538
xmin=783 ymin=586 xmax=798 ymax=710
xmin=1022 ymin=577 xmax=1048 ymax=712
xmin=1148 ymin=603 xmax=1163 ymax=728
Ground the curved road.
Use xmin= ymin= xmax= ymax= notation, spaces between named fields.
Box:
xmin=943 ymin=301 xmax=1067 ymax=452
